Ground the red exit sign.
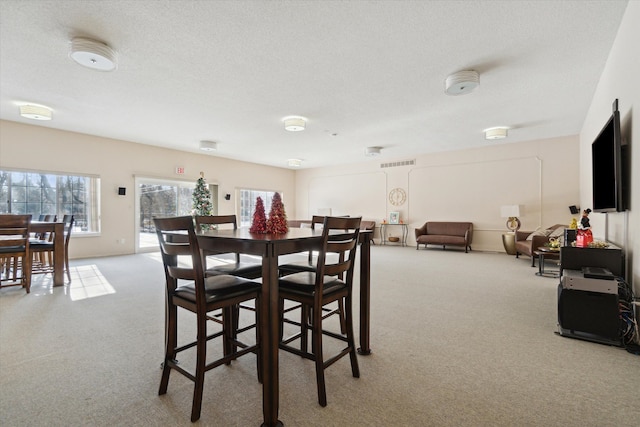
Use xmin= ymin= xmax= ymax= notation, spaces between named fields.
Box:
xmin=175 ymin=167 xmax=185 ymax=175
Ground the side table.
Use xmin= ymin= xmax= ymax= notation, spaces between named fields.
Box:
xmin=502 ymin=233 xmax=516 ymax=255
xmin=534 ymin=247 xmax=560 ymax=278
xmin=380 ymin=223 xmax=408 ymax=246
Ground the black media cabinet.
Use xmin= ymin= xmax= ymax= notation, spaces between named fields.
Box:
xmin=557 ymin=245 xmax=624 ymax=346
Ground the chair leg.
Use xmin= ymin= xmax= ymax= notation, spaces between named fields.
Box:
xmin=23 ymin=253 xmax=32 ymax=293
xmin=338 ymin=300 xmax=347 ymax=334
xmin=191 ymin=312 xmax=207 ymax=422
xmin=65 ymin=253 xmax=71 ymax=283
xmin=345 ymin=295 xmax=360 ymax=379
xmin=222 ymin=306 xmax=234 ymax=364
xmin=159 ymin=303 xmax=177 ymax=396
xmin=255 ymin=298 xmax=263 ymax=384
xmin=312 ymin=307 xmax=327 ymax=407
xmin=300 ymin=304 xmax=309 ymax=353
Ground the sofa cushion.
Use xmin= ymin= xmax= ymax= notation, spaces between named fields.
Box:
xmin=425 ymin=222 xmax=471 ymax=237
xmin=526 ymin=229 xmax=551 ymax=240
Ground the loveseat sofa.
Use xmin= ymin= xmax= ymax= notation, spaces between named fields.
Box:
xmin=415 ymin=222 xmax=473 ymax=252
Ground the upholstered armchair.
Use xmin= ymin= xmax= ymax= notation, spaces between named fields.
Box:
xmin=514 ymin=224 xmax=566 ymax=266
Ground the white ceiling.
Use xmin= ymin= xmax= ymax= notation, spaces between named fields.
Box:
xmin=0 ymin=0 xmax=629 ymax=169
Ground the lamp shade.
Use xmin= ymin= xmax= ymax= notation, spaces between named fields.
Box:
xmin=500 ymin=205 xmax=521 ymax=218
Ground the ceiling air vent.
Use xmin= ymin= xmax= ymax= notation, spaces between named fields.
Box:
xmin=380 ymin=159 xmax=415 ymax=168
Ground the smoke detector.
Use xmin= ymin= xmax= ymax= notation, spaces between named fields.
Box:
xmin=70 ymin=37 xmax=117 ymax=71
xmin=445 ymin=70 xmax=479 ymax=95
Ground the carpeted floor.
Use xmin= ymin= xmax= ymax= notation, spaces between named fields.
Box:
xmin=1 ymin=245 xmax=638 ymax=426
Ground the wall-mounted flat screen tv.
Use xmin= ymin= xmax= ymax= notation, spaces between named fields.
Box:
xmin=591 ymin=99 xmax=626 ymax=212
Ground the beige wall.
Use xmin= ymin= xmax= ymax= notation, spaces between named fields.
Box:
xmin=0 ymin=120 xmax=296 ymax=259
xmin=580 ymin=1 xmax=639 ymax=293
xmin=295 ymin=135 xmax=580 ymax=252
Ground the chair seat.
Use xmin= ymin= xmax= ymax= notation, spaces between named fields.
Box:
xmin=28 ymin=240 xmax=53 ymax=248
xmin=0 ymin=245 xmax=26 ymax=253
xmin=175 ymin=274 xmax=260 ymax=303
xmin=205 ymin=262 xmax=263 ymax=279
xmin=279 ymin=272 xmax=347 ymax=296
xmin=278 ymin=260 xmax=315 ymax=275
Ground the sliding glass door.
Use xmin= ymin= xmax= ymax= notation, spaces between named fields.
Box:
xmin=134 ymin=177 xmax=217 ymax=252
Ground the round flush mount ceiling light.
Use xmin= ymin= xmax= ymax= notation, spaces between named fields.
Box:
xmin=70 ymin=37 xmax=117 ymax=71
xmin=365 ymin=146 xmax=382 ymax=156
xmin=20 ymin=104 xmax=52 ymax=120
xmin=484 ymin=127 xmax=509 ymax=140
xmin=199 ymin=140 xmax=218 ymax=151
xmin=287 ymin=159 xmax=302 ymax=167
xmin=445 ymin=70 xmax=479 ymax=95
xmin=283 ymin=116 xmax=306 ymax=131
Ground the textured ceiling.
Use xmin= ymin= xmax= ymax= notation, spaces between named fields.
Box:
xmin=0 ymin=0 xmax=629 ymax=169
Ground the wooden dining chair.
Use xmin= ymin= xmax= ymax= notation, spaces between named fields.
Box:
xmin=278 ymin=216 xmax=361 ymax=407
xmin=154 ymin=216 xmax=261 ymax=422
xmin=278 ymin=215 xmax=325 ymax=276
xmin=31 ymin=214 xmax=57 ymax=267
xmin=0 ymin=214 xmax=32 ymax=293
xmin=30 ymin=215 xmax=74 ymax=282
xmin=194 ymin=215 xmax=263 ymax=279
xmin=279 ymin=215 xmax=348 ymax=335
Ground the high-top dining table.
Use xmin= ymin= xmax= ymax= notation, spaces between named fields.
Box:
xmin=196 ymin=227 xmax=372 ymax=427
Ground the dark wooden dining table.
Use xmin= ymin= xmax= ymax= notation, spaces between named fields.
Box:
xmin=196 ymin=227 xmax=372 ymax=426
xmin=30 ymin=221 xmax=65 ymax=286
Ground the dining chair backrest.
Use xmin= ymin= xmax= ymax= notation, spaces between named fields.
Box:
xmin=37 ymin=214 xmax=58 ymax=241
xmin=153 ymin=216 xmax=206 ymax=305
xmin=61 ymin=215 xmax=74 ymax=245
xmin=194 ymin=215 xmax=240 ymax=261
xmin=315 ymin=216 xmax=361 ymax=289
xmin=0 ymin=214 xmax=32 ymax=292
xmin=0 ymin=214 xmax=31 ymax=250
xmin=195 ymin=214 xmax=238 ymax=231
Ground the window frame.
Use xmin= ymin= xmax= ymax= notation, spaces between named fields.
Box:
xmin=0 ymin=168 xmax=101 ymax=235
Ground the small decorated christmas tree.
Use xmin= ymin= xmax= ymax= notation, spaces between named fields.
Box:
xmin=266 ymin=192 xmax=288 ymax=234
xmin=192 ymin=172 xmax=213 ymax=230
xmin=249 ymin=196 xmax=267 ymax=233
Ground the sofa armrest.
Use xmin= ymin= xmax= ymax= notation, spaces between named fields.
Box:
xmin=530 ymin=234 xmax=552 ymax=251
xmin=515 ymin=230 xmax=532 ymax=242
xmin=415 ymin=223 xmax=427 ymax=238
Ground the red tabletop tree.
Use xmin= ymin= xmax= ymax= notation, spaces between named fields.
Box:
xmin=249 ymin=196 xmax=267 ymax=233
xmin=266 ymin=192 xmax=288 ymax=234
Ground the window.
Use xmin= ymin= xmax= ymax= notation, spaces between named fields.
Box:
xmin=0 ymin=169 xmax=100 ymax=234
xmin=238 ymin=188 xmax=278 ymax=227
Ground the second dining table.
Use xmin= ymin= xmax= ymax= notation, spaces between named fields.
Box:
xmin=196 ymin=226 xmax=372 ymax=427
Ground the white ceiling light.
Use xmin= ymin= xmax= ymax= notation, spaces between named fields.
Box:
xmin=199 ymin=140 xmax=217 ymax=151
xmin=69 ymin=37 xmax=117 ymax=71
xmin=20 ymin=104 xmax=52 ymax=120
xmin=365 ymin=147 xmax=382 ymax=156
xmin=287 ymin=159 xmax=302 ymax=167
xmin=445 ymin=70 xmax=479 ymax=95
xmin=484 ymin=127 xmax=509 ymax=140
xmin=283 ymin=116 xmax=306 ymax=131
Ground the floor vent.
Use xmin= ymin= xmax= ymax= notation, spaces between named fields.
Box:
xmin=380 ymin=159 xmax=415 ymax=168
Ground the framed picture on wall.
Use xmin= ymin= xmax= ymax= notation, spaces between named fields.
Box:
xmin=389 ymin=212 xmax=400 ymax=224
